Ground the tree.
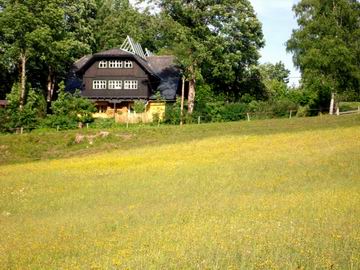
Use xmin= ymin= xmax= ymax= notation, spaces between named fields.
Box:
xmin=34 ymin=0 xmax=97 ymax=102
xmin=0 ymin=0 xmax=97 ymax=105
xmin=259 ymin=62 xmax=290 ymax=99
xmin=46 ymin=82 xmax=96 ymax=129
xmin=153 ymin=0 xmax=264 ymax=113
xmin=287 ymin=0 xmax=360 ymax=108
xmin=0 ymin=2 xmax=40 ymax=110
xmin=94 ymin=0 xmax=160 ymax=51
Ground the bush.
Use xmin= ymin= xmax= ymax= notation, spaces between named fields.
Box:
xmin=40 ymin=115 xmax=78 ymax=130
xmin=89 ymin=118 xmax=118 ymax=129
xmin=1 ymin=83 xmax=46 ymax=132
xmin=270 ymin=98 xmax=298 ymax=117
xmin=43 ymin=82 xmax=96 ymax=129
xmin=296 ymin=105 xmax=310 ymax=117
xmin=133 ymin=100 xmax=146 ymax=113
xmin=164 ymin=98 xmax=181 ymax=125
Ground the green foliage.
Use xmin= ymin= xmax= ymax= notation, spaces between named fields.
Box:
xmin=133 ymin=100 xmax=146 ymax=113
xmin=0 ymin=83 xmax=46 ymax=132
xmin=164 ymin=97 xmax=181 ymax=124
xmin=152 ymin=112 xmax=161 ymax=125
xmin=296 ymin=105 xmax=310 ymax=117
xmin=89 ymin=118 xmax=118 ymax=129
xmin=94 ymin=0 xmax=160 ymax=52
xmin=259 ymin=62 xmax=291 ymax=100
xmin=43 ymin=82 xmax=96 ymax=130
xmin=339 ymin=102 xmax=360 ymax=112
xmin=157 ymin=0 xmax=264 ymax=98
xmin=287 ymin=0 xmax=360 ymax=103
xmin=0 ymin=0 xmax=96 ymax=105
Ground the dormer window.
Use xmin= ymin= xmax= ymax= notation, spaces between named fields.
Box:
xmin=98 ymin=60 xmax=107 ymax=68
xmin=109 ymin=60 xmax=123 ymax=68
xmin=124 ymin=60 xmax=133 ymax=68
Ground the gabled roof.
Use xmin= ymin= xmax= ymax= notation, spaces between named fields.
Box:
xmin=75 ymin=48 xmax=160 ymax=79
xmin=147 ymin=56 xmax=181 ymax=100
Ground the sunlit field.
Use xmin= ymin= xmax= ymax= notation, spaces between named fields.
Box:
xmin=1 ymin=116 xmax=360 ymax=269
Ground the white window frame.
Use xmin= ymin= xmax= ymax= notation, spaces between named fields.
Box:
xmin=109 ymin=60 xmax=123 ymax=68
xmin=92 ymin=80 xmax=107 ymax=89
xmin=108 ymin=80 xmax=123 ymax=89
xmin=124 ymin=60 xmax=133 ymax=68
xmin=124 ymin=80 xmax=138 ymax=90
xmin=98 ymin=60 xmax=107 ymax=68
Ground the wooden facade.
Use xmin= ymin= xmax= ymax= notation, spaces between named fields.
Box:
xmin=70 ymin=47 xmax=181 ymax=122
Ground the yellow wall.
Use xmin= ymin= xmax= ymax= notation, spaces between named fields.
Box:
xmin=94 ymin=101 xmax=167 ymax=123
xmin=147 ymin=102 xmax=166 ymax=120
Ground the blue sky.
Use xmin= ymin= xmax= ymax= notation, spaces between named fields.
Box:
xmin=249 ymin=0 xmax=301 ymax=85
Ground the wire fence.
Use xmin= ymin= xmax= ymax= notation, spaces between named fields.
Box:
xmin=2 ymin=107 xmax=360 ymax=134
xmin=184 ymin=107 xmax=360 ymax=125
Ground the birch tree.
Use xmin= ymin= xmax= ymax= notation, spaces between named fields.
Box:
xmin=287 ymin=0 xmax=360 ymax=109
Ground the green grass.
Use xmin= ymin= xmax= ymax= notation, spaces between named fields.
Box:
xmin=0 ymin=115 xmax=360 ymax=269
xmin=0 ymin=115 xmax=359 ymax=165
xmin=339 ymin=102 xmax=360 ymax=112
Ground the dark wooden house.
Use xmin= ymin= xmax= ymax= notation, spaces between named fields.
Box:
xmin=68 ymin=37 xmax=181 ymax=121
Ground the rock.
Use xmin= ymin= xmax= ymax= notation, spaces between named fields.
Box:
xmin=74 ymin=134 xmax=85 ymax=144
xmin=99 ymin=131 xmax=110 ymax=138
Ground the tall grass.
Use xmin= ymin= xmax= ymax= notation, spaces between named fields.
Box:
xmin=0 ymin=115 xmax=359 ymax=269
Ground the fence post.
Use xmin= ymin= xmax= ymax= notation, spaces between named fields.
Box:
xmin=329 ymin=92 xmax=335 ymax=115
xmin=57 ymin=125 xmax=60 ymax=132
xmin=247 ymin=113 xmax=250 ymax=122
xmin=198 ymin=116 xmax=201 ymax=124
xmin=289 ymin=110 xmax=292 ymax=119
xmin=336 ymin=107 xmax=340 ymax=116
xmin=20 ymin=127 xmax=23 ymax=134
xmin=358 ymin=106 xmax=360 ymax=114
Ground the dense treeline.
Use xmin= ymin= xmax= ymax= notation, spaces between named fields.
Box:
xmin=287 ymin=0 xmax=360 ymax=109
xmin=0 ymin=0 xmax=359 ymax=131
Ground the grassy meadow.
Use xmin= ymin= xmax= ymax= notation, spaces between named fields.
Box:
xmin=0 ymin=115 xmax=360 ymax=269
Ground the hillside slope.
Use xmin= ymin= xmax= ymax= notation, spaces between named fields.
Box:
xmin=0 ymin=115 xmax=360 ymax=268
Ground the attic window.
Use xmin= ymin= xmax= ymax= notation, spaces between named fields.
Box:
xmin=98 ymin=60 xmax=107 ymax=68
xmin=124 ymin=80 xmax=138 ymax=90
xmin=124 ymin=60 xmax=133 ymax=68
xmin=109 ymin=60 xmax=123 ymax=68
xmin=93 ymin=80 xmax=107 ymax=89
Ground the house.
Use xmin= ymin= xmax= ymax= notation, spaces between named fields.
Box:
xmin=68 ymin=36 xmax=182 ymax=122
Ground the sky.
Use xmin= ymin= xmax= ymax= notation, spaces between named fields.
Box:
xmin=249 ymin=0 xmax=301 ymax=86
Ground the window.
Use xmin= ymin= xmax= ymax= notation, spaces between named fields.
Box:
xmin=124 ymin=60 xmax=133 ymax=68
xmin=124 ymin=80 xmax=138 ymax=90
xmin=93 ymin=80 xmax=107 ymax=89
xmin=109 ymin=60 xmax=123 ymax=68
xmin=98 ymin=60 xmax=107 ymax=68
xmin=108 ymin=80 xmax=122 ymax=89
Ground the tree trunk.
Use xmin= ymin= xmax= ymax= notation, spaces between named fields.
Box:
xmin=187 ymin=79 xmax=195 ymax=114
xmin=19 ymin=52 xmax=27 ymax=111
xmin=180 ymin=76 xmax=185 ymax=125
xmin=187 ymin=65 xmax=196 ymax=114
xmin=47 ymin=67 xmax=56 ymax=102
